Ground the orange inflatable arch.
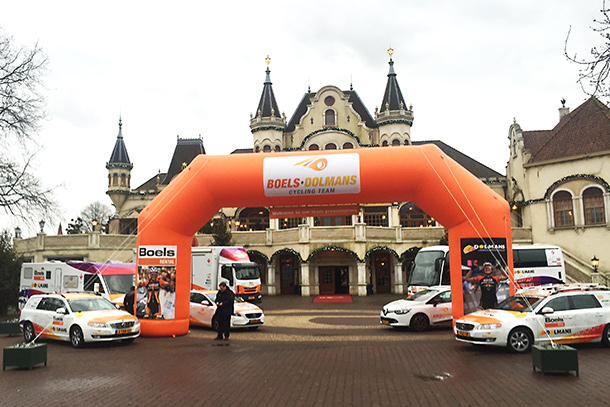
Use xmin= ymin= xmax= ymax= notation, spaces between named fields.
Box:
xmin=136 ymin=145 xmax=513 ymax=337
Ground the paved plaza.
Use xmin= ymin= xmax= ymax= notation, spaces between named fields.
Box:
xmin=1 ymin=294 xmax=609 ymax=406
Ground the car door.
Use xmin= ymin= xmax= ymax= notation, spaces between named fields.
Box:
xmin=49 ymin=297 xmax=70 ymax=340
xmin=190 ymin=292 xmax=216 ymax=327
xmin=538 ymin=296 xmax=576 ymax=343
xmin=568 ymin=294 xmax=605 ymax=342
xmin=429 ymin=290 xmax=452 ymax=325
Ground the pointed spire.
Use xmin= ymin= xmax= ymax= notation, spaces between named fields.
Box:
xmin=380 ymin=47 xmax=407 ymax=113
xmin=107 ymin=116 xmax=133 ymax=168
xmin=255 ymin=55 xmax=282 ymax=118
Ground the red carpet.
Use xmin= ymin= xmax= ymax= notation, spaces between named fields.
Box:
xmin=313 ymin=294 xmax=353 ymax=303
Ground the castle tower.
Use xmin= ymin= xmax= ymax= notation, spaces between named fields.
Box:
xmin=375 ymin=48 xmax=414 ymax=146
xmin=106 ymin=117 xmax=133 ymax=214
xmin=250 ymin=56 xmax=286 ymax=152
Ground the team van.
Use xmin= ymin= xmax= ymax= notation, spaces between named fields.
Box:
xmin=407 ymin=244 xmax=565 ymax=295
xmin=19 ymin=262 xmax=135 ymax=309
xmin=455 ymin=284 xmax=610 ymax=353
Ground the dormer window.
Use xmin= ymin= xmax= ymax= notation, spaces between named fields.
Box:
xmin=324 ymin=109 xmax=336 ymax=126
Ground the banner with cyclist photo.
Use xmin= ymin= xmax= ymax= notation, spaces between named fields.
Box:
xmin=460 ymin=238 xmax=509 ymax=314
xmin=136 ymin=245 xmax=177 ymax=320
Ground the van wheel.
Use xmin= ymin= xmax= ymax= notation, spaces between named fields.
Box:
xmin=23 ymin=322 xmax=35 ymax=343
xmin=507 ymin=327 xmax=532 ymax=353
xmin=602 ymin=324 xmax=610 ymax=347
xmin=70 ymin=326 xmax=84 ymax=348
xmin=410 ymin=314 xmax=430 ymax=332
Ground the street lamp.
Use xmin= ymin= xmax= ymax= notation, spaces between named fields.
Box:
xmin=39 ymin=220 xmax=45 ymax=233
xmin=91 ymin=219 xmax=98 ymax=231
xmin=591 ymin=256 xmax=599 ymax=273
xmin=14 ymin=227 xmax=21 ymax=239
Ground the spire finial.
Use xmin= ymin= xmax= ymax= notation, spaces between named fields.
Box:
xmin=265 ymin=55 xmax=271 ymax=65
xmin=388 ymin=47 xmax=394 ymax=58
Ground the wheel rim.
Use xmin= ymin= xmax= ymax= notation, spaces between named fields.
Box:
xmin=71 ymin=327 xmax=82 ymax=347
xmin=510 ymin=331 xmax=529 ymax=352
xmin=24 ymin=323 xmax=34 ymax=341
xmin=412 ymin=315 xmax=428 ymax=331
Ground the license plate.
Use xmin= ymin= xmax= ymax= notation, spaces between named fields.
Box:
xmin=117 ymin=329 xmax=130 ymax=335
xmin=250 ymin=319 xmax=261 ymax=324
xmin=382 ymin=320 xmax=390 ymax=325
xmin=457 ymin=330 xmax=470 ymax=337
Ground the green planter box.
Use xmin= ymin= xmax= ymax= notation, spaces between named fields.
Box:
xmin=0 ymin=321 xmax=21 ymax=336
xmin=3 ymin=343 xmax=47 ymax=371
xmin=532 ymin=344 xmax=578 ymax=376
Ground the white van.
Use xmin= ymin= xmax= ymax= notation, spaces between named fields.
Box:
xmin=407 ymin=244 xmax=565 ymax=294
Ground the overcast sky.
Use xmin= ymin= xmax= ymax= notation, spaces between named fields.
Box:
xmin=0 ymin=0 xmax=604 ymax=237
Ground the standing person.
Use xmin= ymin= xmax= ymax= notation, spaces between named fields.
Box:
xmin=214 ymin=282 xmax=234 ymax=340
xmin=465 ymin=262 xmax=507 ymax=309
xmin=123 ymin=286 xmax=136 ymax=315
xmin=139 ymin=267 xmax=167 ymax=319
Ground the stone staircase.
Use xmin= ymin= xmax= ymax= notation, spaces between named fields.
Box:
xmin=562 ymin=248 xmax=609 ymax=285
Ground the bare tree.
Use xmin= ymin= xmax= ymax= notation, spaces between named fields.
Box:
xmin=565 ymin=0 xmax=610 ymax=100
xmin=80 ymin=201 xmax=113 ymax=233
xmin=0 ymin=27 xmax=55 ymax=223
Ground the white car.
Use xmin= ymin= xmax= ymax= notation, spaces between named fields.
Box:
xmin=380 ymin=286 xmax=452 ymax=331
xmin=20 ymin=292 xmax=140 ymax=348
xmin=455 ymin=284 xmax=610 ymax=353
xmin=189 ymin=289 xmax=264 ymax=330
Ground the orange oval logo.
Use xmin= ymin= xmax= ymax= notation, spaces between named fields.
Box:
xmin=295 ymin=158 xmax=328 ymax=171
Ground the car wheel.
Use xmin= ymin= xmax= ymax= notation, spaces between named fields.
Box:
xmin=23 ymin=322 xmax=36 ymax=343
xmin=410 ymin=314 xmax=430 ymax=332
xmin=507 ymin=327 xmax=532 ymax=353
xmin=70 ymin=326 xmax=85 ymax=348
xmin=602 ymin=324 xmax=610 ymax=347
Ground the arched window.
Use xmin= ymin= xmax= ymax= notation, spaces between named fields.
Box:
xmin=255 ymin=146 xmax=260 ymax=152
xmin=404 ymin=140 xmax=410 ymax=145
xmin=263 ymin=145 xmax=271 ymax=153
xmin=112 ymin=173 xmax=118 ymax=186
xmin=308 ymin=144 xmax=319 ymax=151
xmin=583 ymin=187 xmax=606 ymax=225
xmin=120 ymin=174 xmax=126 ymax=186
xmin=553 ymin=191 xmax=574 ymax=227
xmin=274 ymin=145 xmax=281 ymax=152
xmin=399 ymin=203 xmax=435 ymax=227
xmin=342 ymin=142 xmax=354 ymax=149
xmin=391 ymin=139 xmax=401 ymax=146
xmin=237 ymin=207 xmax=269 ymax=231
xmin=324 ymin=109 xmax=335 ymax=126
xmin=381 ymin=140 xmax=389 ymax=147
xmin=324 ymin=143 xmax=337 ymax=150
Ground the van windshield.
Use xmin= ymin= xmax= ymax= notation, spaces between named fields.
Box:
xmin=103 ymin=275 xmax=135 ymax=294
xmin=409 ymin=251 xmax=444 ymax=286
xmin=235 ymin=266 xmax=260 ymax=280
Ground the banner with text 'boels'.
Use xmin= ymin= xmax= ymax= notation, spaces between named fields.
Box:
xmin=136 ymin=245 xmax=177 ymax=320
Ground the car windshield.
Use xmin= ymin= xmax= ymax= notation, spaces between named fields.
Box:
xmin=203 ymin=292 xmax=244 ymax=303
xmin=69 ymin=297 xmax=117 ymax=312
xmin=103 ymin=274 xmax=135 ymax=294
xmin=406 ymin=289 xmax=441 ymax=302
xmin=495 ymin=295 xmax=543 ymax=312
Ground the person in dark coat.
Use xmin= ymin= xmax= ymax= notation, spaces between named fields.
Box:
xmin=214 ymin=282 xmax=235 ymax=340
xmin=123 ymin=286 xmax=136 ymax=315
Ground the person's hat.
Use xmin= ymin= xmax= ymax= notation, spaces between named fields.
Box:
xmin=149 ymin=267 xmax=159 ymax=274
xmin=483 ymin=262 xmax=493 ymax=268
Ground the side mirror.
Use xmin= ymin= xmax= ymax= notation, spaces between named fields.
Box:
xmin=56 ymin=307 xmax=67 ymax=315
xmin=539 ymin=307 xmax=554 ymax=315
